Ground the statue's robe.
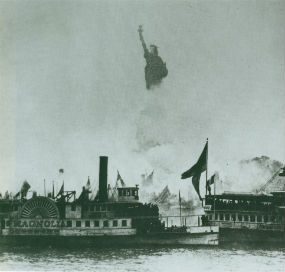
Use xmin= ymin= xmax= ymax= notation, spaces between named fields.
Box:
xmin=144 ymin=51 xmax=168 ymax=89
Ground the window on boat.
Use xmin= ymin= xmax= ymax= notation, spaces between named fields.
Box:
xmin=113 ymin=220 xmax=118 ymax=227
xmin=95 ymin=205 xmax=99 ymax=211
xmin=85 ymin=221 xmax=90 ymax=227
xmin=225 ymin=214 xmax=230 ymax=221
xmin=94 ymin=220 xmax=99 ymax=227
xmin=215 ymin=213 xmax=218 ymax=220
xmin=208 ymin=215 xmax=212 ymax=221
xmin=122 ymin=220 xmax=127 ymax=227
xmin=71 ymin=205 xmax=76 ymax=211
xmin=250 ymin=215 xmax=255 ymax=222
xmin=264 ymin=215 xmax=268 ymax=223
xmin=257 ymin=215 xmax=262 ymax=223
xmin=76 ymin=221 xmax=81 ymax=227
xmin=238 ymin=214 xmax=243 ymax=221
xmin=244 ymin=215 xmax=249 ymax=222
xmin=271 ymin=215 xmax=276 ymax=222
xmin=66 ymin=221 xmax=72 ymax=227
xmin=101 ymin=205 xmax=105 ymax=211
xmin=103 ymin=220 xmax=109 ymax=227
xmin=231 ymin=214 xmax=236 ymax=221
xmin=118 ymin=190 xmax=122 ymax=197
xmin=90 ymin=206 xmax=94 ymax=212
xmin=219 ymin=214 xmax=224 ymax=220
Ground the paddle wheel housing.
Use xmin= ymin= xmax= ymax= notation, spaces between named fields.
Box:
xmin=20 ymin=197 xmax=59 ymax=219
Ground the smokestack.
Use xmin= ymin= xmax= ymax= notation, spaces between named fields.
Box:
xmin=99 ymin=156 xmax=108 ymax=202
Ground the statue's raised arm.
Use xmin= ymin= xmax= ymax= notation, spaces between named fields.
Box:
xmin=137 ymin=25 xmax=168 ymax=89
xmin=138 ymin=25 xmax=148 ymax=54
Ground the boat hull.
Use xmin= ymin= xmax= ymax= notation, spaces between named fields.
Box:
xmin=219 ymin=228 xmax=285 ymax=245
xmin=0 ymin=232 xmax=218 ymax=247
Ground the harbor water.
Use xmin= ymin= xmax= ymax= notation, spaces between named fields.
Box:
xmin=0 ymin=245 xmax=284 ymax=272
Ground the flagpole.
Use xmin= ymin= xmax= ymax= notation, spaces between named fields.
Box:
xmin=205 ymin=138 xmax=208 ymax=197
xmin=44 ymin=179 xmax=46 ymax=197
xmin=179 ymin=190 xmax=182 ymax=226
xmin=214 ymin=172 xmax=216 ymax=223
xmin=52 ymin=181 xmax=55 ymax=199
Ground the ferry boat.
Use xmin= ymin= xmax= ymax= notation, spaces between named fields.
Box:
xmin=203 ymin=169 xmax=285 ymax=245
xmin=0 ymin=156 xmax=219 ymax=246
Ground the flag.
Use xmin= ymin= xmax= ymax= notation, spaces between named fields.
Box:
xmin=181 ymin=142 xmax=208 ymax=179
xmin=192 ymin=173 xmax=202 ymax=200
xmin=156 ymin=186 xmax=171 ymax=203
xmin=279 ymin=167 xmax=285 ymax=177
xmin=206 ymin=174 xmax=215 ymax=186
xmin=59 ymin=169 xmax=64 ymax=174
xmin=21 ymin=180 xmax=31 ymax=199
xmin=181 ymin=141 xmax=208 ymax=201
xmin=146 ymin=170 xmax=154 ymax=184
xmin=142 ymin=170 xmax=154 ymax=186
xmin=206 ymin=174 xmax=215 ymax=196
xmin=14 ymin=191 xmax=20 ymax=199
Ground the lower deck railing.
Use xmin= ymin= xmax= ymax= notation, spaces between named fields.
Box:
xmin=209 ymin=220 xmax=285 ymax=231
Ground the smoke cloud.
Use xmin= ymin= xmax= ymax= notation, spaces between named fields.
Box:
xmin=0 ymin=1 xmax=284 ymax=202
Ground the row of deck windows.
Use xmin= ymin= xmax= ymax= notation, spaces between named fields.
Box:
xmin=118 ymin=189 xmax=138 ymax=197
xmin=207 ymin=213 xmax=281 ymax=223
xmin=72 ymin=219 xmax=128 ymax=228
xmin=70 ymin=205 xmax=112 ymax=212
xmin=87 ymin=205 xmax=111 ymax=212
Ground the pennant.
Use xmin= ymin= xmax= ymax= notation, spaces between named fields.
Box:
xmin=86 ymin=176 xmax=91 ymax=190
xmin=117 ymin=171 xmax=126 ymax=187
xmin=56 ymin=183 xmax=64 ymax=197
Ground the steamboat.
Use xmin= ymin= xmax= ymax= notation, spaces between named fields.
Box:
xmin=181 ymin=139 xmax=285 ymax=246
xmin=203 ymin=168 xmax=285 ymax=245
xmin=0 ymin=156 xmax=218 ymax=246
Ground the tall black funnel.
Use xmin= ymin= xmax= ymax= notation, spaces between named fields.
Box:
xmin=99 ymin=156 xmax=108 ymax=202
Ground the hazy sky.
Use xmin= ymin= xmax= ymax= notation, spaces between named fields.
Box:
xmin=0 ymin=0 xmax=284 ymax=197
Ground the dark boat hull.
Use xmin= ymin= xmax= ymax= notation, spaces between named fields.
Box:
xmin=219 ymin=228 xmax=285 ymax=246
xmin=0 ymin=232 xmax=218 ymax=247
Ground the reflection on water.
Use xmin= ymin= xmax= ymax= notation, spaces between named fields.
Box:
xmin=0 ymin=245 xmax=284 ymax=272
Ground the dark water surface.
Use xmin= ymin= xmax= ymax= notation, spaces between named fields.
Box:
xmin=0 ymin=245 xmax=284 ymax=272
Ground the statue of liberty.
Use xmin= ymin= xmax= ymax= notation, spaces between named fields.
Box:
xmin=138 ymin=25 xmax=168 ymax=89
